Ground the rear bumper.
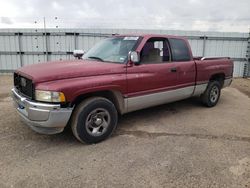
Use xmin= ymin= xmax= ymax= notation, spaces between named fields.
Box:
xmin=11 ymin=88 xmax=73 ymax=134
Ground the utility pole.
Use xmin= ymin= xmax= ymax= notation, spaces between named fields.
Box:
xmin=202 ymin=35 xmax=207 ymax=57
xmin=246 ymin=28 xmax=250 ymax=77
xmin=44 ymin=17 xmax=49 ymax=61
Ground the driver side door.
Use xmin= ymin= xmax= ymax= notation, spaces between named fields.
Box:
xmin=126 ymin=37 xmax=179 ymax=112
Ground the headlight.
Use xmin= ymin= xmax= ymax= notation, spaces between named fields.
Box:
xmin=35 ymin=90 xmax=66 ymax=102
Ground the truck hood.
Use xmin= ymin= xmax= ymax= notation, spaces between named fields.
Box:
xmin=16 ymin=60 xmax=125 ymax=83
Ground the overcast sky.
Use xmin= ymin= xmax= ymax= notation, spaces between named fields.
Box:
xmin=0 ymin=0 xmax=249 ymax=32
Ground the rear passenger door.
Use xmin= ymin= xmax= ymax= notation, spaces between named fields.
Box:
xmin=168 ymin=38 xmax=196 ymax=89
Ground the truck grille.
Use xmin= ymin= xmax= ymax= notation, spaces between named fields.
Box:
xmin=14 ymin=73 xmax=33 ymax=99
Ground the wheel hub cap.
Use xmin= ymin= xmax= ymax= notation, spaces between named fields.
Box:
xmin=85 ymin=108 xmax=111 ymax=137
xmin=210 ymin=86 xmax=219 ymax=103
xmin=93 ymin=117 xmax=102 ymax=126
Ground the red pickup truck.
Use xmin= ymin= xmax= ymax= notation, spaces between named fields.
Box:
xmin=12 ymin=34 xmax=233 ymax=143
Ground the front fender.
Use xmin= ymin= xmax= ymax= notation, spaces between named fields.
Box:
xmin=35 ymin=75 xmax=127 ymax=113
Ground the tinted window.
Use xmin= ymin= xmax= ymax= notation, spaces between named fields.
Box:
xmin=169 ymin=38 xmax=191 ymax=61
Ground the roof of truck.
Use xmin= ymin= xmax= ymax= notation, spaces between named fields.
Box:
xmin=113 ymin=33 xmax=188 ymax=40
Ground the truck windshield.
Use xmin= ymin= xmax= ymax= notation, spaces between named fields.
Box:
xmin=83 ymin=37 xmax=139 ymax=63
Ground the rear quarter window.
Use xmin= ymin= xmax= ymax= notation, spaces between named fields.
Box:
xmin=169 ymin=38 xmax=191 ymax=61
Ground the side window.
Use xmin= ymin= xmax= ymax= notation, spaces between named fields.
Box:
xmin=140 ymin=38 xmax=170 ymax=64
xmin=168 ymin=38 xmax=191 ymax=61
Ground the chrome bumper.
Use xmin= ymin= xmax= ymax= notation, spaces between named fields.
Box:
xmin=11 ymin=88 xmax=73 ymax=134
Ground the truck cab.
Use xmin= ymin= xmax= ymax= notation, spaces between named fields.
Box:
xmin=12 ymin=34 xmax=233 ymax=143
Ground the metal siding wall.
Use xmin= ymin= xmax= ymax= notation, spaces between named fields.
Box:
xmin=188 ymin=39 xmax=204 ymax=56
xmin=233 ymin=61 xmax=247 ymax=77
xmin=22 ymin=55 xmax=46 ymax=65
xmin=0 ymin=55 xmax=21 ymax=70
xmin=49 ymin=35 xmax=75 ymax=52
xmin=0 ymin=28 xmax=248 ymax=77
xmin=21 ymin=35 xmax=45 ymax=52
xmin=0 ymin=35 xmax=19 ymax=52
xmin=50 ymin=55 xmax=73 ymax=61
xmin=205 ymin=40 xmax=247 ymax=58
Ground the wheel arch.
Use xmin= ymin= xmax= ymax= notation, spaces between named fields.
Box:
xmin=71 ymin=90 xmax=126 ymax=114
xmin=209 ymin=73 xmax=225 ymax=87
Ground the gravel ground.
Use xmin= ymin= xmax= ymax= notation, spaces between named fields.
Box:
xmin=0 ymin=75 xmax=250 ymax=188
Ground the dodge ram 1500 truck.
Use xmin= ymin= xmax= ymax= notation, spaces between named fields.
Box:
xmin=12 ymin=34 xmax=233 ymax=143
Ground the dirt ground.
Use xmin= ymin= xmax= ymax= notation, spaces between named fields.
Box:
xmin=0 ymin=75 xmax=250 ymax=188
xmin=231 ymin=78 xmax=250 ymax=98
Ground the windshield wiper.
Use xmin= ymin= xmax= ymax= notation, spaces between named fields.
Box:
xmin=87 ymin=56 xmax=104 ymax=62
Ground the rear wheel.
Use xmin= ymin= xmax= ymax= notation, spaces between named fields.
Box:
xmin=71 ymin=97 xmax=118 ymax=144
xmin=201 ymin=81 xmax=221 ymax=107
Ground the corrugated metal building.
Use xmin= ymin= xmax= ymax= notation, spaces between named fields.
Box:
xmin=0 ymin=28 xmax=249 ymax=77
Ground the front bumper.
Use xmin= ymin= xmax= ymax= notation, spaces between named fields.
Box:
xmin=11 ymin=88 xmax=73 ymax=134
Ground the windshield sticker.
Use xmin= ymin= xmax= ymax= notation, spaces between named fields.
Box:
xmin=123 ymin=37 xmax=139 ymax=40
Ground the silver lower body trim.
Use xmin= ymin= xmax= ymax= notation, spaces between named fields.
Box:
xmin=192 ymin=83 xmax=208 ymax=96
xmin=12 ymin=88 xmax=73 ymax=134
xmin=125 ymin=86 xmax=195 ymax=113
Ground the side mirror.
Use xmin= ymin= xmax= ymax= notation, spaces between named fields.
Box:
xmin=128 ymin=51 xmax=140 ymax=65
xmin=73 ymin=50 xmax=85 ymax=59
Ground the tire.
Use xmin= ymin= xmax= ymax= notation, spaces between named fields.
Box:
xmin=71 ymin=97 xmax=118 ymax=144
xmin=201 ymin=81 xmax=221 ymax=107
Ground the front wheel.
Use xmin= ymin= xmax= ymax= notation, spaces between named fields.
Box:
xmin=201 ymin=81 xmax=221 ymax=107
xmin=71 ymin=97 xmax=118 ymax=144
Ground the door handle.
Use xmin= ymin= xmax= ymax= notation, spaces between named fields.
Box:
xmin=170 ymin=67 xmax=177 ymax=72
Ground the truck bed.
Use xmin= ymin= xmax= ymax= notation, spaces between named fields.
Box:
xmin=194 ymin=57 xmax=233 ymax=84
xmin=194 ymin=57 xmax=230 ymax=61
